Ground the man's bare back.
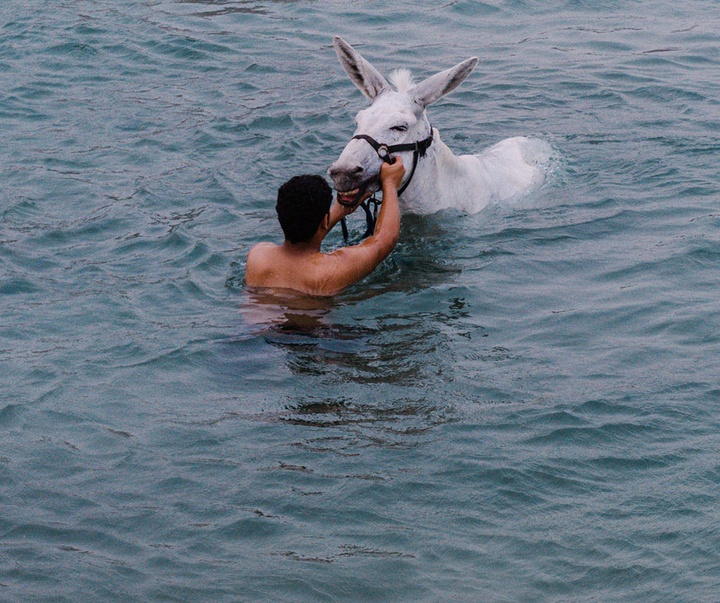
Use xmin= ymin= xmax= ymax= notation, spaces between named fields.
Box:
xmin=246 ymin=159 xmax=405 ymax=297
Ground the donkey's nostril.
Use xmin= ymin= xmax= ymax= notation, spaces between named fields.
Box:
xmin=350 ymin=165 xmax=364 ymax=175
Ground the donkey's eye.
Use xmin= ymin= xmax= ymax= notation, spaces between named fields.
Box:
xmin=391 ymin=124 xmax=408 ymax=132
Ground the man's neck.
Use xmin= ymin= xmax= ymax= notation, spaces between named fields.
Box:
xmin=281 ymin=236 xmax=322 ymax=255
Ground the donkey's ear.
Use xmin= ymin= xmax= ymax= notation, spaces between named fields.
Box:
xmin=409 ymin=57 xmax=478 ymax=108
xmin=333 ymin=36 xmax=389 ymax=101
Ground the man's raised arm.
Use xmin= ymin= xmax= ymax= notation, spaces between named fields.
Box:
xmin=323 ymin=158 xmax=405 ymax=292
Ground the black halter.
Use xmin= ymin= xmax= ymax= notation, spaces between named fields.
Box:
xmin=352 ymin=128 xmax=434 ymax=196
xmin=340 ymin=128 xmax=434 ymax=241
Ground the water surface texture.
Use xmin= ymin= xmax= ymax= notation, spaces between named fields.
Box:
xmin=2 ymin=1 xmax=720 ymax=601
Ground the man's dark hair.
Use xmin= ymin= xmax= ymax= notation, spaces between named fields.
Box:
xmin=276 ymin=174 xmax=333 ymax=244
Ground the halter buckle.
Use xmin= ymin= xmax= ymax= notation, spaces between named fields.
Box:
xmin=377 ymin=144 xmax=391 ymax=163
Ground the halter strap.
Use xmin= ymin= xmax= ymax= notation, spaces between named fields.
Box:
xmin=352 ymin=128 xmax=433 ymax=195
xmin=351 ymin=130 xmax=434 ymax=168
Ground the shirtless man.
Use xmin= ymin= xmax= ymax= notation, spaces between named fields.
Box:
xmin=245 ymin=158 xmax=405 ymax=297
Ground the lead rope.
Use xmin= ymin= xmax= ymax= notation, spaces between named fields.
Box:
xmin=360 ymin=196 xmax=381 ymax=239
xmin=339 ymin=196 xmax=380 ymax=243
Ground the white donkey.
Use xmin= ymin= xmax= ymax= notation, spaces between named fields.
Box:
xmin=328 ymin=37 xmax=551 ymax=215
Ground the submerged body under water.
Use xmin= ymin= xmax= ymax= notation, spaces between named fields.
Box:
xmin=2 ymin=1 xmax=720 ymax=601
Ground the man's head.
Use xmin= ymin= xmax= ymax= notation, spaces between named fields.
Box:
xmin=276 ymin=175 xmax=333 ymax=244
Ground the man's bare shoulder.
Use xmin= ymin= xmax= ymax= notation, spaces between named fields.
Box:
xmin=246 ymin=242 xmax=280 ymax=286
xmin=247 ymin=241 xmax=278 ymax=263
xmin=248 ymin=241 xmax=278 ymax=253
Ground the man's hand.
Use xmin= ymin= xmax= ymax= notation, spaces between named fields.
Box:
xmin=380 ymin=158 xmax=406 ymax=192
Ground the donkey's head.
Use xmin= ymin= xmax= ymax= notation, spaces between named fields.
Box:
xmin=328 ymin=37 xmax=478 ymax=204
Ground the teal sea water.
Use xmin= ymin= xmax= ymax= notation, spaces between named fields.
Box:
xmin=2 ymin=1 xmax=720 ymax=600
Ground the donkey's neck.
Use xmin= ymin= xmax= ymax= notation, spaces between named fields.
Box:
xmin=398 ymin=129 xmax=476 ymax=215
xmin=396 ymin=128 xmax=547 ymax=214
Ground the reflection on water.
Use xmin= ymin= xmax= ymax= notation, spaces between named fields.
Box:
xmin=241 ymin=286 xmax=473 ymax=386
xmin=240 ymin=287 xmax=336 ymax=333
xmin=281 ymin=394 xmax=452 ymax=432
xmin=235 ymin=285 xmax=473 ymax=448
xmin=279 ymin=394 xmax=453 ymax=452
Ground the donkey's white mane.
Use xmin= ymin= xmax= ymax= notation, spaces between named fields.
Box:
xmin=388 ymin=68 xmax=414 ymax=93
